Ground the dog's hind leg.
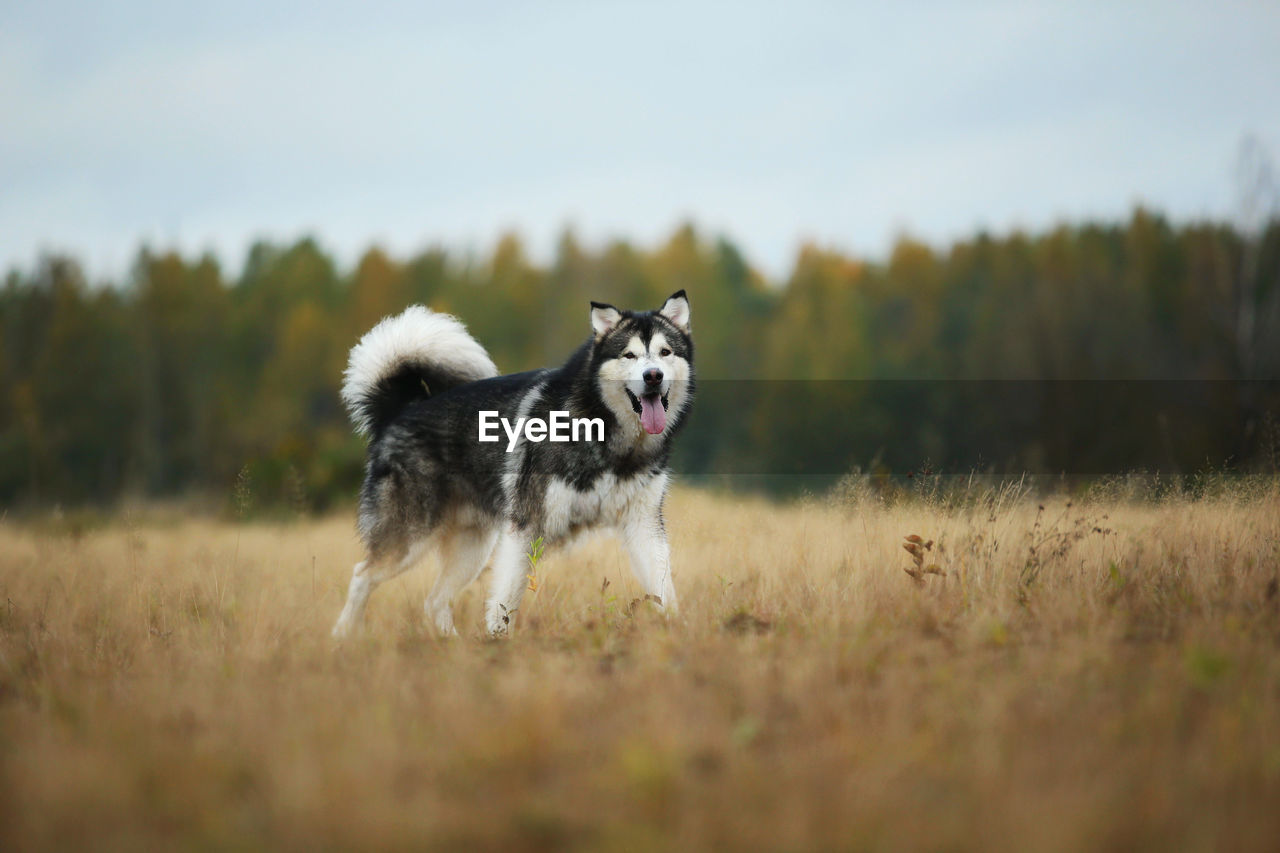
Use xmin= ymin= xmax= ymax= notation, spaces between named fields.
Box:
xmin=426 ymin=526 xmax=499 ymax=636
xmin=331 ymin=540 xmax=429 ymax=639
xmin=484 ymin=527 xmax=535 ymax=636
xmin=332 ymin=561 xmax=376 ymax=639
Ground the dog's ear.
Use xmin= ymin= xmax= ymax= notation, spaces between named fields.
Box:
xmin=590 ymin=301 xmax=622 ymax=338
xmin=659 ymin=290 xmax=690 ymax=333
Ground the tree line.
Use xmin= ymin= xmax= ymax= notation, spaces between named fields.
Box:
xmin=2 ymin=208 xmax=1278 ymax=511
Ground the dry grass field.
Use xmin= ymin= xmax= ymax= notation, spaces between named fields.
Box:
xmin=3 ymin=482 xmax=1280 ymax=851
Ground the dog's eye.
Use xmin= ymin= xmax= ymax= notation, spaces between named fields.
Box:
xmin=659 ymin=348 xmax=672 ymax=357
xmin=623 ymin=352 xmax=638 ymax=359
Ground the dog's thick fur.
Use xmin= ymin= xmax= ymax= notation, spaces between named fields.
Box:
xmin=332 ymin=292 xmax=694 ymax=637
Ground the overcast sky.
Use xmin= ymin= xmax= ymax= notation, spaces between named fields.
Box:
xmin=3 ymin=0 xmax=1279 ymax=281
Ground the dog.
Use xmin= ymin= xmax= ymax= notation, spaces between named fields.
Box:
xmin=331 ymin=291 xmax=694 ymax=637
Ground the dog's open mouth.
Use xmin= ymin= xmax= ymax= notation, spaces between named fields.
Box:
xmin=626 ymin=390 xmax=669 ymax=435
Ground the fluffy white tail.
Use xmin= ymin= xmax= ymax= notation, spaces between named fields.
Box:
xmin=341 ymin=306 xmax=498 ymax=437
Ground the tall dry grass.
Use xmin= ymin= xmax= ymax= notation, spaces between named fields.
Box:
xmin=2 ymin=483 xmax=1280 ymax=851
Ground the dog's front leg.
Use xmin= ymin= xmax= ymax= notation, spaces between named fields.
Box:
xmin=484 ymin=527 xmax=534 ymax=636
xmin=621 ymin=511 xmax=678 ymax=613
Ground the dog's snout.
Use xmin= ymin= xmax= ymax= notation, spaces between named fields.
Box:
xmin=643 ymin=368 xmax=663 ymax=387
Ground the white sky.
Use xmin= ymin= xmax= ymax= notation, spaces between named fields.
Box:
xmin=3 ymin=0 xmax=1279 ymax=281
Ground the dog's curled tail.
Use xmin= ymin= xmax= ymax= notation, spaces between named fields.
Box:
xmin=341 ymin=305 xmax=498 ymax=437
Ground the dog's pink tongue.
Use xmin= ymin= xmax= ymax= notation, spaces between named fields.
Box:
xmin=639 ymin=394 xmax=667 ymax=434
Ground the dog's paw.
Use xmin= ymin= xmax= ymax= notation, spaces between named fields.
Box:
xmin=484 ymin=602 xmax=516 ymax=637
xmin=428 ymin=605 xmax=458 ymax=637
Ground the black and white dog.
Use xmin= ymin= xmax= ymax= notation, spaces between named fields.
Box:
xmin=332 ymin=292 xmax=694 ymax=637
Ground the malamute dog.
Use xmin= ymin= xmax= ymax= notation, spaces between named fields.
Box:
xmin=332 ymin=291 xmax=694 ymax=637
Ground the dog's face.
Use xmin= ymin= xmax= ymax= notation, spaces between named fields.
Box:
xmin=591 ymin=291 xmax=694 ymax=439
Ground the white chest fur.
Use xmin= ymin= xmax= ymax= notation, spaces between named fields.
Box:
xmin=541 ymin=470 xmax=667 ymax=540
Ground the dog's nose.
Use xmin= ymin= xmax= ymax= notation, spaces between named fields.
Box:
xmin=643 ymin=368 xmax=663 ymax=388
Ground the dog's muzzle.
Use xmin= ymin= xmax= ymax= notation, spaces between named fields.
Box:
xmin=625 ymin=386 xmax=670 ymax=435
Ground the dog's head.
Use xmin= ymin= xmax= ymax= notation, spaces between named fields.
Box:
xmin=590 ymin=290 xmax=694 ymax=439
